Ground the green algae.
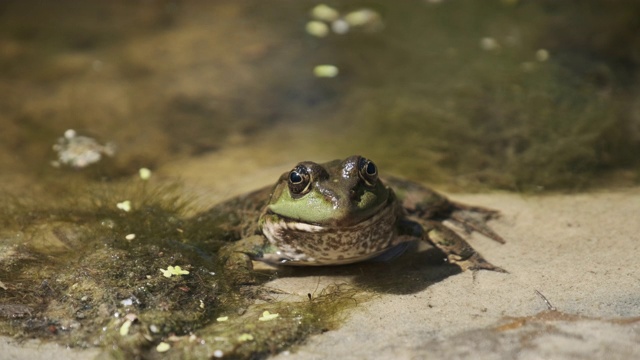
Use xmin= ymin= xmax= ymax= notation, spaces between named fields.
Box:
xmin=0 ymin=177 xmax=366 ymax=358
xmin=100 ymin=284 xmax=361 ymax=359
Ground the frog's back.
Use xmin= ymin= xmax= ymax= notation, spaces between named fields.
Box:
xmin=193 ymin=185 xmax=272 ymax=241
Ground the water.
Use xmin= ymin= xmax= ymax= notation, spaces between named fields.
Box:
xmin=1 ymin=0 xmax=638 ymax=192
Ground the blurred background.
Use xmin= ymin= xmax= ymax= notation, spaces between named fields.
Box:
xmin=1 ymin=0 xmax=639 ymax=194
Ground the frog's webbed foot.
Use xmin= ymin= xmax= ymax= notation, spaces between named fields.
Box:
xmin=218 ymin=235 xmax=267 ymax=285
xmin=448 ymin=203 xmax=506 ymax=244
xmin=423 ymin=220 xmax=507 ymax=273
xmin=223 ymin=253 xmax=258 ymax=285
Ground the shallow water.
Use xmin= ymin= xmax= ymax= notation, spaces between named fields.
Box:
xmin=1 ymin=0 xmax=639 ymax=358
xmin=1 ymin=0 xmax=638 ymax=192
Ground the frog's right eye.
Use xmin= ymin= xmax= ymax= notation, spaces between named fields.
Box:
xmin=288 ymin=165 xmax=311 ymax=195
xmin=358 ymin=157 xmax=378 ymax=186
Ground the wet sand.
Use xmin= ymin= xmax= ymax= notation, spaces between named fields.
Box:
xmin=269 ymin=189 xmax=640 ymax=359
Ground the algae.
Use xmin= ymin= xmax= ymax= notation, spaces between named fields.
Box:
xmin=0 ymin=176 xmax=365 ymax=359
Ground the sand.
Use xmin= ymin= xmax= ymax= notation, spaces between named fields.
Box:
xmin=268 ymin=189 xmax=640 ymax=359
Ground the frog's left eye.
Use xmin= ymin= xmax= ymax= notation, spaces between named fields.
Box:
xmin=288 ymin=165 xmax=312 ymax=195
xmin=358 ymin=158 xmax=378 ymax=186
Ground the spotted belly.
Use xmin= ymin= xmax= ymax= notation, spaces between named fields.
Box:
xmin=261 ymin=203 xmax=400 ymax=265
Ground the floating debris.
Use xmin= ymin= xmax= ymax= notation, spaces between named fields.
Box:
xmin=237 ymin=333 xmax=254 ymax=342
xmin=119 ymin=320 xmax=132 ymax=336
xmin=213 ymin=350 xmax=224 ymax=358
xmin=343 ymin=8 xmax=383 ymax=31
xmin=258 ymin=311 xmax=279 ymax=321
xmin=480 ymin=37 xmax=500 ymax=51
xmin=535 ymin=49 xmax=550 ymax=62
xmin=119 ymin=314 xmax=138 ymax=336
xmin=308 ymin=5 xmax=383 ymax=36
xmin=331 ymin=19 xmax=350 ymax=34
xmin=216 ymin=316 xmax=228 ymax=322
xmin=313 ymin=64 xmax=339 ymax=78
xmin=160 ymin=265 xmax=190 ymax=278
xmin=156 ymin=342 xmax=171 ymax=353
xmin=139 ymin=167 xmax=152 ymax=180
xmin=116 ymin=200 xmax=131 ymax=212
xmin=52 ymin=129 xmax=116 ymax=168
xmin=310 ymin=4 xmax=339 ymax=22
xmin=125 ymin=233 xmax=136 ymax=241
xmin=306 ymin=20 xmax=330 ymax=37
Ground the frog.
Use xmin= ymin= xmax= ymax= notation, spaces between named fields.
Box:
xmin=200 ymin=155 xmax=506 ymax=283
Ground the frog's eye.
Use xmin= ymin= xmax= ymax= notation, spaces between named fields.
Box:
xmin=288 ymin=165 xmax=311 ymax=195
xmin=358 ymin=158 xmax=378 ymax=186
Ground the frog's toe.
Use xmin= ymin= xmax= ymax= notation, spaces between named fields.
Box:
xmin=469 ymin=262 xmax=508 ymax=274
xmin=455 ymin=253 xmax=509 ymax=274
xmin=464 ymin=253 xmax=508 ymax=273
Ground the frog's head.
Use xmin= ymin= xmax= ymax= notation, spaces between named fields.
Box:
xmin=265 ymin=155 xmax=390 ymax=227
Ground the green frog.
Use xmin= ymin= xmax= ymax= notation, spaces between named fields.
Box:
xmin=202 ymin=155 xmax=506 ymax=283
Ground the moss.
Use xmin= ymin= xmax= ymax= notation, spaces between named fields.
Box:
xmin=0 ymin=179 xmax=367 ymax=358
xmin=142 ymin=284 xmax=362 ymax=360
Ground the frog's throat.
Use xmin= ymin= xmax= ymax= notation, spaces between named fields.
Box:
xmin=260 ymin=200 xmax=400 ymax=266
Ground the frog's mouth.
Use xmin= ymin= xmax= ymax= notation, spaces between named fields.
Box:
xmin=266 ymin=188 xmax=396 ymax=228
xmin=260 ymin=200 xmax=399 ymax=266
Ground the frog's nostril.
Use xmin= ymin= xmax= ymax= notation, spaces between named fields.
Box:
xmin=349 ymin=189 xmax=357 ymax=199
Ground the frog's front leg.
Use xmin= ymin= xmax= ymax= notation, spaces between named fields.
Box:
xmin=218 ymin=235 xmax=268 ymax=285
xmin=415 ymin=219 xmax=507 ymax=273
